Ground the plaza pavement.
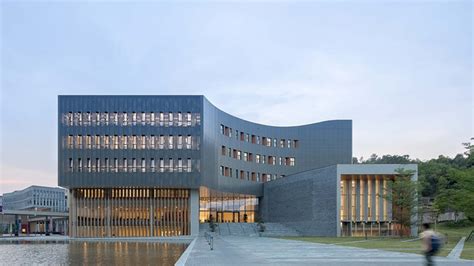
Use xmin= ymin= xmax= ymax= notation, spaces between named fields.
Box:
xmin=183 ymin=235 xmax=473 ymax=266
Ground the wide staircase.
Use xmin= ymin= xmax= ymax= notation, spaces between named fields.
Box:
xmin=260 ymin=222 xmax=301 ymax=237
xmin=199 ymin=222 xmax=300 ymax=237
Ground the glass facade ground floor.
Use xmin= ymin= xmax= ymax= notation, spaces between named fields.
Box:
xmin=199 ymin=187 xmax=259 ymax=223
xmin=70 ymin=188 xmax=191 ymax=237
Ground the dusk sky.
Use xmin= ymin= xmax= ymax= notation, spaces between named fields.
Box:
xmin=1 ymin=1 xmax=472 ymax=194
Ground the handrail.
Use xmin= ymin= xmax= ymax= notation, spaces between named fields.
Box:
xmin=467 ymin=230 xmax=474 ymax=242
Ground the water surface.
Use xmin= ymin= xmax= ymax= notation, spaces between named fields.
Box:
xmin=0 ymin=241 xmax=187 ymax=265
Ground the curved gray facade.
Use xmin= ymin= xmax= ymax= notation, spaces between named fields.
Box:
xmin=58 ymin=95 xmax=352 ymax=197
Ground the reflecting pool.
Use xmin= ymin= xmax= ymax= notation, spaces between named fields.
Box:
xmin=0 ymin=241 xmax=187 ymax=265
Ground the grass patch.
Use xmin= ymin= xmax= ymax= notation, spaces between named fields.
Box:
xmin=281 ymin=222 xmax=474 ymax=258
xmin=461 ymin=241 xmax=474 ymax=260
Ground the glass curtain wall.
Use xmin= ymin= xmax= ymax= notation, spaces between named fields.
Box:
xmin=199 ymin=187 xmax=258 ymax=223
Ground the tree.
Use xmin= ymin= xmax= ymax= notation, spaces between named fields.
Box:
xmin=383 ymin=168 xmax=418 ymax=237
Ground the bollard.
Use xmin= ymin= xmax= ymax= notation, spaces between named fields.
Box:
xmin=210 ymin=235 xmax=213 ymax=250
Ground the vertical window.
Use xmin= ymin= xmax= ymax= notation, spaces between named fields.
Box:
xmin=244 ymin=152 xmax=248 ymax=161
xmin=287 ymin=139 xmax=291 ymax=148
xmin=123 ymin=158 xmax=128 ymax=172
xmin=168 ymin=135 xmax=174 ymax=149
xmin=69 ymin=158 xmax=73 ymax=172
xmin=150 ymin=112 xmax=155 ymax=126
xmin=159 ymin=112 xmax=164 ymax=126
xmin=256 ymin=154 xmax=260 ymax=164
xmin=95 ymin=112 xmax=100 ymax=126
xmin=132 ymin=135 xmax=137 ymax=149
xmin=169 ymin=158 xmax=174 ymax=172
xmin=77 ymin=135 xmax=83 ymax=149
xmin=96 ymin=158 xmax=100 ymax=172
xmin=240 ymin=132 xmax=245 ymax=141
xmin=280 ymin=139 xmax=285 ymax=148
xmin=187 ymin=158 xmax=192 ymax=172
xmin=221 ymin=146 xmax=226 ymax=156
xmin=113 ymin=112 xmax=118 ymax=125
xmin=237 ymin=150 xmax=241 ymax=160
xmin=159 ymin=158 xmax=164 ymax=172
xmin=186 ymin=112 xmax=192 ymax=126
xmin=114 ymin=135 xmax=119 ymax=149
xmin=114 ymin=158 xmax=119 ymax=172
xmin=105 ymin=158 xmax=109 ymax=172
xmin=159 ymin=135 xmax=165 ymax=149
xmin=220 ymin=166 xmax=224 ymax=176
xmin=77 ymin=112 xmax=82 ymax=126
xmin=123 ymin=112 xmax=128 ymax=126
xmin=104 ymin=135 xmax=110 ymax=149
xmin=262 ymin=155 xmax=266 ymax=164
xmin=273 ymin=138 xmax=277 ymax=147
xmin=67 ymin=135 xmax=73 ymax=149
xmin=150 ymin=158 xmax=155 ymax=172
xmin=246 ymin=133 xmax=249 ymax=142
xmin=150 ymin=135 xmax=155 ymax=149
xmin=86 ymin=135 xmax=92 ymax=149
xmin=220 ymin=125 xmax=225 ymax=135
xmin=86 ymin=112 xmax=91 ymax=125
xmin=227 ymin=148 xmax=231 ymax=157
xmin=104 ymin=112 xmax=109 ymax=125
xmin=168 ymin=112 xmax=173 ymax=126
xmin=67 ymin=112 xmax=73 ymax=126
xmin=290 ymin=157 xmax=295 ymax=166
xmin=178 ymin=158 xmax=183 ymax=172
xmin=132 ymin=112 xmax=137 ymax=125
xmin=293 ymin=140 xmax=299 ymax=148
xmin=141 ymin=112 xmax=146 ymax=126
xmin=78 ymin=158 xmax=82 ymax=172
xmin=95 ymin=135 xmax=100 ymax=149
xmin=87 ymin=158 xmax=91 ymax=172
xmin=122 ymin=135 xmax=128 ymax=149
xmin=257 ymin=136 xmax=260 ymax=145
xmin=177 ymin=135 xmax=183 ymax=149
xmin=177 ymin=112 xmax=182 ymax=126
xmin=132 ymin=158 xmax=136 ymax=172
xmin=186 ymin=135 xmax=192 ymax=149
xmin=141 ymin=158 xmax=146 ymax=172
xmin=141 ymin=135 xmax=146 ymax=149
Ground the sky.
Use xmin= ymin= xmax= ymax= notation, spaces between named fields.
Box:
xmin=0 ymin=1 xmax=472 ymax=194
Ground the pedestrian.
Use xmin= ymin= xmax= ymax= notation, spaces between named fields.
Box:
xmin=421 ymin=223 xmax=441 ymax=266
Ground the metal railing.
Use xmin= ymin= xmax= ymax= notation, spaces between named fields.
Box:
xmin=467 ymin=230 xmax=474 ymax=242
xmin=204 ymin=232 xmax=214 ymax=250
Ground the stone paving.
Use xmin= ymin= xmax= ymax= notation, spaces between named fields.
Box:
xmin=184 ymin=236 xmax=473 ymax=265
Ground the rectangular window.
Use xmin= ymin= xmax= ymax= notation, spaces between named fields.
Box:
xmin=113 ymin=112 xmax=118 ymax=125
xmin=123 ymin=158 xmax=128 ymax=172
xmin=96 ymin=158 xmax=100 ymax=173
xmin=243 ymin=152 xmax=248 ymax=161
xmin=178 ymin=158 xmax=183 ymax=172
xmin=105 ymin=158 xmax=109 ymax=172
xmin=150 ymin=158 xmax=155 ymax=172
xmin=141 ymin=158 xmax=146 ymax=172
xmin=169 ymin=158 xmax=174 ymax=172
xmin=159 ymin=158 xmax=164 ymax=172
xmin=257 ymin=136 xmax=260 ymax=145
xmin=177 ymin=135 xmax=183 ymax=149
xmin=123 ymin=112 xmax=128 ymax=126
xmin=132 ymin=112 xmax=137 ymax=125
xmin=104 ymin=135 xmax=110 ymax=149
xmin=290 ymin=157 xmax=295 ymax=166
xmin=132 ymin=135 xmax=137 ymax=149
xmin=69 ymin=158 xmax=73 ymax=172
xmin=159 ymin=135 xmax=165 ymax=149
xmin=256 ymin=154 xmax=260 ymax=164
xmin=95 ymin=135 xmax=100 ymax=149
xmin=168 ymin=135 xmax=174 ymax=149
xmin=287 ymin=139 xmax=291 ymax=148
xmin=86 ymin=112 xmax=91 ymax=125
xmin=76 ymin=135 xmax=83 ymax=149
xmin=67 ymin=135 xmax=73 ymax=149
xmin=141 ymin=135 xmax=146 ymax=149
xmin=221 ymin=146 xmax=226 ymax=156
xmin=169 ymin=112 xmax=173 ymax=126
xmin=177 ymin=112 xmax=182 ymax=126
xmin=186 ymin=135 xmax=192 ymax=149
xmin=78 ymin=158 xmax=82 ymax=172
xmin=150 ymin=135 xmax=155 ymax=149
xmin=114 ymin=158 xmax=119 ymax=172
xmin=141 ymin=112 xmax=146 ymax=126
xmin=246 ymin=133 xmax=249 ymax=142
xmin=186 ymin=112 xmax=192 ymax=126
xmin=237 ymin=150 xmax=241 ymax=160
xmin=240 ymin=132 xmax=245 ymax=141
xmin=227 ymin=148 xmax=231 ymax=157
xmin=293 ymin=140 xmax=299 ymax=148
xmin=114 ymin=135 xmax=119 ymax=149
xmin=150 ymin=112 xmax=155 ymax=126
xmin=262 ymin=155 xmax=266 ymax=164
xmin=87 ymin=158 xmax=91 ymax=172
xmin=220 ymin=166 xmax=224 ymax=176
xmin=104 ymin=112 xmax=109 ymax=125
xmin=132 ymin=158 xmax=136 ymax=172
xmin=159 ymin=112 xmax=164 ymax=126
xmin=273 ymin=138 xmax=277 ymax=147
xmin=68 ymin=112 xmax=73 ymax=126
xmin=86 ymin=135 xmax=92 ymax=149
xmin=187 ymin=158 xmax=192 ymax=172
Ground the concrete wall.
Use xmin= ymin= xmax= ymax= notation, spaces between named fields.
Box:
xmin=261 ymin=165 xmax=339 ymax=236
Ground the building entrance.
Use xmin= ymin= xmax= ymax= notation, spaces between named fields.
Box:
xmin=216 ymin=211 xmax=240 ymax=223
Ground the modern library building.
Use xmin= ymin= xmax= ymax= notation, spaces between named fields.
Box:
xmin=58 ymin=95 xmax=417 ymax=238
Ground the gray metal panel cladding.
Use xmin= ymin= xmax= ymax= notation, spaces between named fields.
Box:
xmin=58 ymin=95 xmax=352 ymax=196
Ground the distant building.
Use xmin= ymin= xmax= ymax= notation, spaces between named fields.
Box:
xmin=0 ymin=195 xmax=3 ymax=212
xmin=2 ymin=186 xmax=67 ymax=212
